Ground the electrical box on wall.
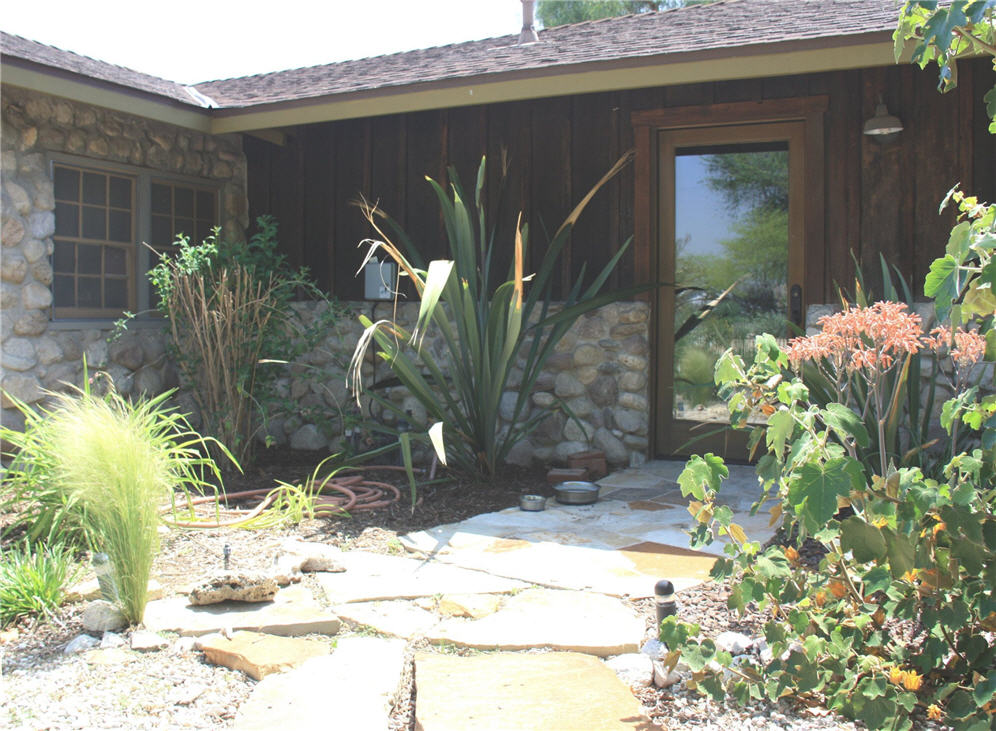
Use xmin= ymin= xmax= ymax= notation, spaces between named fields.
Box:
xmin=364 ymin=258 xmax=397 ymax=300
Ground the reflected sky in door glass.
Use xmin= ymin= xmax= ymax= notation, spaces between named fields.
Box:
xmin=675 ymin=155 xmax=733 ymax=258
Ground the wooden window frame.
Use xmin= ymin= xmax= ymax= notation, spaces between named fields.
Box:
xmin=47 ymin=154 xmax=221 ymax=321
xmin=52 ymin=163 xmax=137 ymax=319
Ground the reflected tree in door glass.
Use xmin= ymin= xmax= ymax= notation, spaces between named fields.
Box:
xmin=673 ymin=145 xmax=789 ymax=423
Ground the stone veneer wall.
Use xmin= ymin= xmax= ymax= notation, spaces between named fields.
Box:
xmin=0 ymin=85 xmax=249 ymax=430
xmin=265 ymin=300 xmax=652 ymax=468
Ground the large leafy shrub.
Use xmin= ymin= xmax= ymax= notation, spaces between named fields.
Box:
xmin=128 ymin=216 xmax=346 ymax=467
xmin=662 ymin=196 xmax=996 ymax=728
xmin=657 ymin=11 xmax=996 ymax=727
xmin=348 ymin=155 xmax=647 ymax=477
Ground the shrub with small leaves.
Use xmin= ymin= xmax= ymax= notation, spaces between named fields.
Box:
xmin=664 ymin=294 xmax=996 ymax=729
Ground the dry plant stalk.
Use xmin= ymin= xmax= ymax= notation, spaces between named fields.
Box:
xmin=165 ymin=267 xmax=275 ymax=465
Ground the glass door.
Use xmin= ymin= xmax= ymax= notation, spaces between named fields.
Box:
xmin=655 ymin=122 xmax=805 ymax=460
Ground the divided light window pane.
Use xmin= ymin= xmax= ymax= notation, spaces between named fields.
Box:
xmin=51 ymin=163 xmax=136 ymax=316
xmin=50 ymin=162 xmax=218 ymax=318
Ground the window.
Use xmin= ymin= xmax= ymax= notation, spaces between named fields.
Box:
xmin=150 ymin=182 xmax=218 ymax=250
xmin=53 ymin=165 xmax=135 ymax=317
xmin=50 ymin=159 xmax=219 ymax=319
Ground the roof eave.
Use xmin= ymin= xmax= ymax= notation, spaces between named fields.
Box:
xmin=0 ymin=56 xmax=214 ymax=132
xmin=208 ymin=30 xmax=900 ymax=134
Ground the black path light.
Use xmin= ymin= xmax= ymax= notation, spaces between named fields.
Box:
xmin=655 ymin=579 xmax=676 ymax=626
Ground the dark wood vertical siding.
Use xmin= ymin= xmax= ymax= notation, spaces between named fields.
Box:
xmin=244 ymin=58 xmax=995 ymax=302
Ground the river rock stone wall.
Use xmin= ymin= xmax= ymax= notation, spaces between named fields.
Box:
xmin=1 ymin=85 xmax=249 ymax=431
xmin=266 ymin=300 xmax=652 ymax=468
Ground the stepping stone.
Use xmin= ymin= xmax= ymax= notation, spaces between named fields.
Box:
xmin=143 ymin=585 xmax=340 ymax=637
xmin=188 ymin=572 xmax=278 ymax=605
xmin=334 ymin=600 xmax=439 ymax=638
xmin=130 ymin=630 xmax=168 ymax=651
xmin=437 ymin=593 xmax=501 ymax=619
xmin=65 ymin=578 xmax=162 ymax=603
xmin=427 ymin=588 xmax=642 ymax=656
xmin=401 ymin=474 xmax=771 ymax=598
xmin=313 ymin=550 xmax=528 ymax=603
xmin=415 ymin=651 xmax=662 ymax=730
xmin=199 ymin=631 xmax=332 ymax=680
xmin=234 ymin=637 xmax=406 ymax=731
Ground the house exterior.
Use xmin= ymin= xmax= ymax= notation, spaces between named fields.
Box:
xmin=2 ymin=0 xmax=994 ymax=465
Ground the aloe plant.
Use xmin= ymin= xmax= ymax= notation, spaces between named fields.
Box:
xmin=349 ymin=154 xmax=647 ymax=477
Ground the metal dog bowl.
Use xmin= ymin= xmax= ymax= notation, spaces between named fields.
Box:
xmin=519 ymin=494 xmax=547 ymax=511
xmin=554 ymin=481 xmax=600 ymax=505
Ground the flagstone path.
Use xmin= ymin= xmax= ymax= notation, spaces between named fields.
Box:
xmin=401 ymin=460 xmax=769 ymax=596
xmin=136 ymin=461 xmax=764 ymax=729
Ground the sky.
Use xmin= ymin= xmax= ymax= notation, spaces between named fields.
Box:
xmin=2 ymin=0 xmax=525 ymax=84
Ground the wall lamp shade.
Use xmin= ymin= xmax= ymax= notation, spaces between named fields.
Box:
xmin=863 ymin=102 xmax=904 ymax=136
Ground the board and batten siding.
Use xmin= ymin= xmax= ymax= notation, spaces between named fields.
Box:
xmin=245 ymin=58 xmax=995 ymax=304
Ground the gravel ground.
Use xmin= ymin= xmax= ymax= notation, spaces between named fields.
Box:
xmin=1 ymin=454 xmax=876 ymax=730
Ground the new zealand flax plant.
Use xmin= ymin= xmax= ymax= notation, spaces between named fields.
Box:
xmin=348 ymin=154 xmax=649 ymax=477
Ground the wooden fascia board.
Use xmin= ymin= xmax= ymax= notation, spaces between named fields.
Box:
xmin=0 ymin=61 xmax=213 ymax=133
xmin=209 ymin=35 xmax=897 ymax=134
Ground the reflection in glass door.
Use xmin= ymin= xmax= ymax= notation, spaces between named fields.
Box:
xmin=657 ymin=123 xmax=804 ymax=459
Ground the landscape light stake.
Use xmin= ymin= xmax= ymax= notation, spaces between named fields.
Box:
xmin=655 ymin=579 xmax=676 ymax=627
xmin=92 ymin=552 xmax=119 ymax=603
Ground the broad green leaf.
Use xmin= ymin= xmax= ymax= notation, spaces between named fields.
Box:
xmin=823 ymin=403 xmax=870 ymax=448
xmin=951 ymin=538 xmax=986 ymax=574
xmin=945 ymin=220 xmax=974 ymax=260
xmin=974 ymin=672 xmax=996 ymax=706
xmin=766 ymin=409 xmax=794 ymax=457
xmin=962 ymin=282 xmax=996 ymax=319
xmin=677 ymin=453 xmax=728 ymax=501
xmin=755 ymin=551 xmax=791 ymax=580
xmin=714 ymin=351 xmax=744 ymax=386
xmin=841 ymin=517 xmax=888 ymax=563
xmin=858 ymin=697 xmax=895 ymax=729
xmin=882 ymin=528 xmax=915 ymax=579
xmin=924 ymin=254 xmax=959 ymax=319
xmin=788 ymin=459 xmax=854 ymax=532
xmin=862 ymin=566 xmax=892 ymax=594
xmin=659 ymin=616 xmax=699 ymax=647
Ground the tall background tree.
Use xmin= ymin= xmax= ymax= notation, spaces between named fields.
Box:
xmin=536 ymin=0 xmax=710 ymax=28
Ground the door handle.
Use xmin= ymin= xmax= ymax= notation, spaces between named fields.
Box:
xmin=790 ymin=284 xmax=803 ymax=329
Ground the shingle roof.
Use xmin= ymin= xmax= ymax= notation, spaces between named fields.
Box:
xmin=3 ymin=0 xmax=899 ymax=111
xmin=0 ymin=30 xmax=208 ymax=106
xmin=193 ymin=0 xmax=899 ymax=109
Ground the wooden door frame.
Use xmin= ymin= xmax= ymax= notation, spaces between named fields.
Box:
xmin=631 ymin=96 xmax=828 ymax=459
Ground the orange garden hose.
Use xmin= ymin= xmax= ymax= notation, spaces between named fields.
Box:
xmin=162 ymin=469 xmax=404 ymax=528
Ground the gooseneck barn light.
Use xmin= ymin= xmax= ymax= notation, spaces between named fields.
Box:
xmin=863 ymin=99 xmax=904 ymax=138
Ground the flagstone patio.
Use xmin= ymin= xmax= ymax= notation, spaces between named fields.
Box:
xmin=137 ymin=460 xmax=769 ymax=729
xmin=400 ymin=460 xmax=770 ymax=597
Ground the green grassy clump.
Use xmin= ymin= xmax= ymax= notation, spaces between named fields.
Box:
xmin=0 ymin=542 xmax=78 ymax=627
xmin=45 ymin=385 xmax=223 ymax=625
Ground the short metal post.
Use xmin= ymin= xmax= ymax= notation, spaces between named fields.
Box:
xmin=223 ymin=543 xmax=231 ymax=571
xmin=655 ymin=579 xmax=676 ymax=626
xmin=92 ymin=552 xmax=118 ymax=602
